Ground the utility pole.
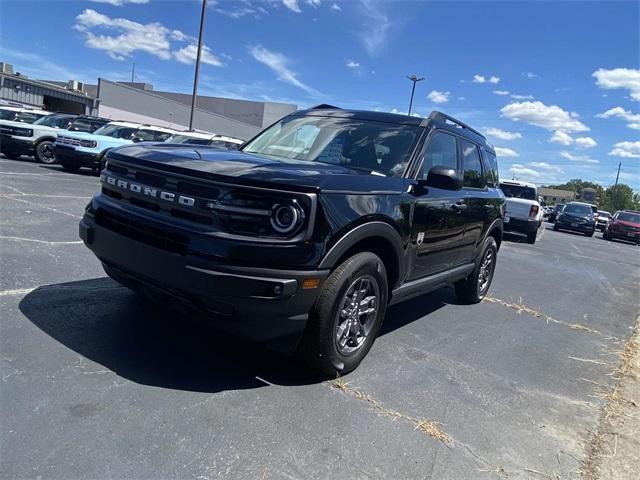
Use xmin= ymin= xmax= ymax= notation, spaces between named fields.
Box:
xmin=406 ymin=74 xmax=424 ymax=116
xmin=189 ymin=0 xmax=207 ymax=131
xmin=612 ymin=161 xmax=622 ymax=210
xmin=131 ymin=62 xmax=135 ymax=83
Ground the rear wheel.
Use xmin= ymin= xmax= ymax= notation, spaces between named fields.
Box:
xmin=35 ymin=140 xmax=56 ymax=164
xmin=455 ymin=236 xmax=498 ymax=304
xmin=299 ymin=252 xmax=388 ymax=376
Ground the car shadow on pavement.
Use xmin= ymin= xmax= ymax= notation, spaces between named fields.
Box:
xmin=37 ymin=164 xmax=98 ymax=177
xmin=19 ymin=277 xmax=450 ymax=393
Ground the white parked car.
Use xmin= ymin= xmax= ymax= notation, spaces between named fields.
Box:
xmin=499 ymin=180 xmax=543 ymax=244
xmin=596 ymin=210 xmax=611 ymax=231
xmin=164 ymin=131 xmax=244 ymax=149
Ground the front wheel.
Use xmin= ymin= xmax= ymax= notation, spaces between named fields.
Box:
xmin=35 ymin=140 xmax=56 ymax=164
xmin=299 ymin=252 xmax=388 ymax=376
xmin=586 ymin=231 xmax=594 ymax=237
xmin=526 ymin=231 xmax=537 ymax=244
xmin=455 ymin=236 xmax=498 ymax=304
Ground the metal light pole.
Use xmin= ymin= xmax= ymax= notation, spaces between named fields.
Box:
xmin=406 ymin=74 xmax=424 ymax=116
xmin=189 ymin=0 xmax=207 ymax=131
xmin=612 ymin=161 xmax=622 ymax=210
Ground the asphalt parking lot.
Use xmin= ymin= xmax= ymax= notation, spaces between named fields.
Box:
xmin=1 ymin=157 xmax=639 ymax=479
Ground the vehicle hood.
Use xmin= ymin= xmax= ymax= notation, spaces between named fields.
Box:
xmin=107 ymin=143 xmax=406 ymax=194
xmin=0 ymin=120 xmax=56 ymax=133
xmin=612 ymin=220 xmax=640 ymax=228
xmin=57 ymin=131 xmax=130 ymax=144
xmin=560 ymin=211 xmax=592 ymax=221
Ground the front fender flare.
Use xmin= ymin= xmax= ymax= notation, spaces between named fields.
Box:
xmin=318 ymin=221 xmax=406 ymax=280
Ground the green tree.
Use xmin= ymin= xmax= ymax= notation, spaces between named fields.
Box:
xmin=601 ymin=183 xmax=640 ymax=212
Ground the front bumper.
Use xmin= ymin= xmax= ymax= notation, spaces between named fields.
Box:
xmin=607 ymin=228 xmax=640 ymax=243
xmin=79 ymin=207 xmax=329 ymax=352
xmin=555 ymin=219 xmax=595 ymax=233
xmin=503 ymin=216 xmax=538 ymax=234
xmin=55 ymin=145 xmax=100 ymax=168
xmin=0 ymin=135 xmax=34 ymax=155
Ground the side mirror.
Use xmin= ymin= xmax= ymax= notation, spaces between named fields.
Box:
xmin=425 ymin=165 xmax=463 ymax=191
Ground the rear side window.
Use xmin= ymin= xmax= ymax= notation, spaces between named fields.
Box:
xmin=484 ymin=150 xmax=499 ymax=187
xmin=459 ymin=138 xmax=485 ymax=188
xmin=154 ymin=131 xmax=172 ymax=141
xmin=69 ymin=119 xmax=92 ymax=132
xmin=420 ymin=131 xmax=458 ymax=179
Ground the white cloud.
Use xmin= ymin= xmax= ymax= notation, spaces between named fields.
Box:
xmin=472 ymin=74 xmax=500 ymax=84
xmin=306 ymin=0 xmax=322 ymax=7
xmin=358 ymin=0 xmax=391 ymax=56
xmin=427 ymin=90 xmax=450 ymax=104
xmin=549 ymin=130 xmax=574 ymax=146
xmin=596 ymin=106 xmax=640 ymax=130
xmin=346 ymin=60 xmax=360 ymax=69
xmin=282 ymin=0 xmax=302 ymax=13
xmin=331 ymin=2 xmax=342 ymax=11
xmin=510 ymin=164 xmax=540 ymax=177
xmin=495 ymin=147 xmax=519 ymax=157
xmin=523 ymin=72 xmax=537 ymax=78
xmin=500 ymin=101 xmax=589 ymax=132
xmin=173 ymin=44 xmax=223 ymax=67
xmin=560 ymin=151 xmax=600 ymax=164
xmin=493 ymin=90 xmax=510 ymax=96
xmin=213 ymin=2 xmax=268 ymax=19
xmin=510 ymin=94 xmax=534 ymax=100
xmin=74 ymin=8 xmax=217 ymax=64
xmin=90 ymin=0 xmax=149 ymax=5
xmin=484 ymin=127 xmax=521 ymax=140
xmin=609 ymin=141 xmax=640 ymax=158
xmin=390 ymin=108 xmax=422 ymax=118
xmin=529 ymin=162 xmax=563 ymax=174
xmin=575 ymin=136 xmax=597 ymax=148
xmin=592 ymin=68 xmax=640 ymax=101
xmin=249 ymin=45 xmax=318 ymax=95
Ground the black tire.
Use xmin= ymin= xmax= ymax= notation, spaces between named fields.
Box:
xmin=35 ymin=140 xmax=56 ymax=164
xmin=299 ymin=252 xmax=388 ymax=376
xmin=553 ymin=224 xmax=559 ymax=231
xmin=603 ymin=231 xmax=609 ymax=240
xmin=586 ymin=231 xmax=594 ymax=237
xmin=455 ymin=236 xmax=498 ymax=304
xmin=526 ymin=231 xmax=537 ymax=244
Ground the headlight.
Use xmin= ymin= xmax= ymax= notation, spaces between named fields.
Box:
xmin=2 ymin=126 xmax=33 ymax=137
xmin=80 ymin=139 xmax=97 ymax=148
xmin=204 ymin=189 xmax=315 ymax=241
xmin=271 ymin=203 xmax=304 ymax=233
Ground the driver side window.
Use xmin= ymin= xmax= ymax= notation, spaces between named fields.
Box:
xmin=419 ymin=131 xmax=458 ymax=179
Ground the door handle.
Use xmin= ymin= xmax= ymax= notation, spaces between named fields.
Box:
xmin=451 ymin=200 xmax=467 ymax=213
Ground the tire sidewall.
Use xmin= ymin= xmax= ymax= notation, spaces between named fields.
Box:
xmin=306 ymin=252 xmax=388 ymax=375
xmin=473 ymin=236 xmax=498 ymax=301
xmin=36 ymin=140 xmax=56 ymax=164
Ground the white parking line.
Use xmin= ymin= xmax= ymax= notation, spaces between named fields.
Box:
xmin=0 ymin=287 xmax=36 ymax=297
xmin=0 ymin=235 xmax=83 ymax=245
xmin=0 ymin=195 xmax=82 ymax=219
xmin=0 ymin=183 xmax=89 ymax=199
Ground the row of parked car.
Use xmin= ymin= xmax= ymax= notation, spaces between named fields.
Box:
xmin=0 ymin=105 xmax=244 ymax=171
xmin=545 ymin=201 xmax=640 ymax=245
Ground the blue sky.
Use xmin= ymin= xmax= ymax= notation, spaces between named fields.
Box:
xmin=1 ymin=0 xmax=639 ymax=188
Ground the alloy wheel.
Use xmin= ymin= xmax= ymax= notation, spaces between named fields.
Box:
xmin=334 ymin=275 xmax=380 ymax=355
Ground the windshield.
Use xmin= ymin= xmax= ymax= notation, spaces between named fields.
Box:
xmin=93 ymin=124 xmax=137 ymax=139
xmin=0 ymin=109 xmax=18 ymax=120
xmin=616 ymin=212 xmax=640 ymax=223
xmin=499 ymin=183 xmax=537 ymax=200
xmin=14 ymin=112 xmax=47 ymax=124
xmin=598 ymin=211 xmax=611 ymax=218
xmin=563 ymin=204 xmax=592 ymax=215
xmin=33 ymin=115 xmax=71 ymax=127
xmin=242 ymin=115 xmax=420 ymax=177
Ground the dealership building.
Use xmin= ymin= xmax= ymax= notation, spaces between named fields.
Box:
xmin=0 ymin=62 xmax=297 ymax=140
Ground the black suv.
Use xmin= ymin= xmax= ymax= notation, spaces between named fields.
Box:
xmin=79 ymin=107 xmax=505 ymax=374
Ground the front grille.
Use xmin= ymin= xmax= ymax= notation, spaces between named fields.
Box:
xmin=95 ymin=208 xmax=188 ymax=255
xmin=57 ymin=136 xmax=81 ymax=147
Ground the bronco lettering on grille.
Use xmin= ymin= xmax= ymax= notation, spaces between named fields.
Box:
xmin=100 ymin=173 xmax=196 ymax=207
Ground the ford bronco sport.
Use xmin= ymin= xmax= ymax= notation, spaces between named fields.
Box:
xmin=79 ymin=107 xmax=505 ymax=374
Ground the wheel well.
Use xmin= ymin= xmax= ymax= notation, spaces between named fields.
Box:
xmin=488 ymin=227 xmax=502 ymax=251
xmin=36 ymin=137 xmax=56 ymax=144
xmin=334 ymin=236 xmax=400 ymax=293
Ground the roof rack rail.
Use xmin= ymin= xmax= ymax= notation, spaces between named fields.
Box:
xmin=428 ymin=111 xmax=485 ymax=139
xmin=310 ymin=104 xmax=340 ymax=110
